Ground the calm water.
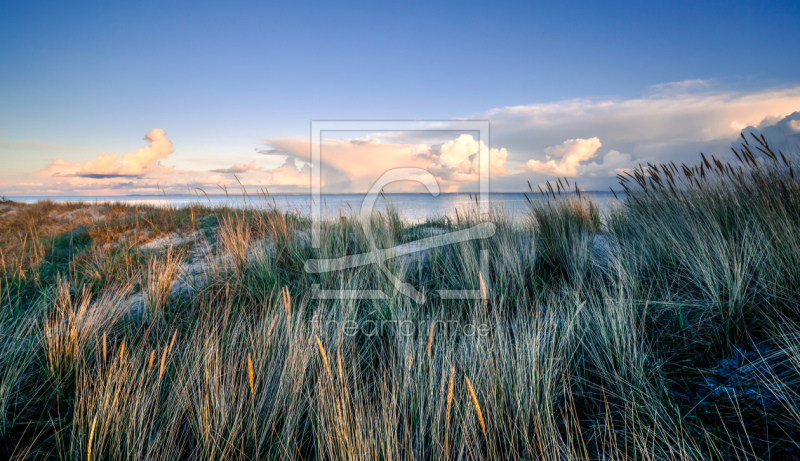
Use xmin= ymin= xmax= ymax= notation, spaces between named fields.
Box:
xmin=9 ymin=192 xmax=620 ymax=222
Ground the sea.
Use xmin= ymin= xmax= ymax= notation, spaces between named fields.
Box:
xmin=8 ymin=192 xmax=620 ymax=223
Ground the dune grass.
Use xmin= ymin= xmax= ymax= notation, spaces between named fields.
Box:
xmin=1 ymin=135 xmax=800 ymax=459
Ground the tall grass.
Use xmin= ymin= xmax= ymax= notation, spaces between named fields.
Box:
xmin=1 ymin=135 xmax=800 ymax=459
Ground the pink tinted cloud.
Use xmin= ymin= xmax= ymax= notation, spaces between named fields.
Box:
xmin=520 ymin=137 xmax=602 ymax=176
xmin=260 ymin=134 xmax=508 ymax=192
xmin=37 ymin=129 xmax=173 ymax=178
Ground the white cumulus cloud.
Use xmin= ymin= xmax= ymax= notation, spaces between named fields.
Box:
xmin=520 ymin=137 xmax=601 ymax=176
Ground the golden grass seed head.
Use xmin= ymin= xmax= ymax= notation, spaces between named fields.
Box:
xmin=465 ymin=376 xmax=487 ymax=438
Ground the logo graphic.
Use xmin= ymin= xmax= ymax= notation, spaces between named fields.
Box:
xmin=304 ymin=121 xmax=494 ymax=303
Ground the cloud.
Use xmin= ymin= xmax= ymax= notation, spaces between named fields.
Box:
xmin=649 ymin=79 xmax=712 ymax=95
xmin=483 ymin=82 xmax=800 ymax=189
xmin=520 ymin=137 xmax=601 ymax=176
xmin=257 ymin=137 xmax=310 ymax=160
xmin=260 ymin=136 xmax=427 ymax=192
xmin=210 ymin=162 xmax=263 ymax=174
xmin=739 ymin=111 xmax=800 ymax=153
xmin=36 ymin=158 xmax=83 ymax=177
xmin=258 ymin=82 xmax=799 ymax=192
xmin=259 ymin=133 xmax=508 ymax=193
xmin=580 ymin=149 xmax=633 ymax=177
xmin=18 ymin=129 xmax=316 ymax=196
xmin=487 ymin=85 xmax=800 ymax=149
xmin=421 ymin=134 xmax=508 ymax=187
xmin=260 ymin=156 xmax=311 ymax=187
xmin=38 ymin=129 xmax=174 ymax=178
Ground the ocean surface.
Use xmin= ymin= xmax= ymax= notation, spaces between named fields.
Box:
xmin=9 ymin=192 xmax=620 ymax=222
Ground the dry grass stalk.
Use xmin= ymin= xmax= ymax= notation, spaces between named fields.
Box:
xmin=144 ymin=248 xmax=182 ymax=315
xmin=87 ymin=414 xmax=98 ymax=461
xmin=156 ymin=330 xmax=178 ymax=379
xmin=168 ymin=329 xmax=177 ymax=355
xmin=315 ymin=335 xmax=330 ymax=376
xmin=158 ymin=347 xmax=169 ymax=379
xmin=282 ymin=286 xmax=292 ymax=323
xmin=334 ymin=349 xmax=349 ymax=447
xmin=445 ymin=365 xmax=455 ymax=456
xmin=247 ymin=353 xmax=254 ymax=395
xmin=102 ymin=332 xmax=107 ymax=363
xmin=337 ymin=350 xmax=344 ymax=381
xmin=147 ymin=350 xmax=155 ymax=370
xmin=465 ymin=376 xmax=486 ymax=438
xmin=427 ymin=323 xmax=435 ymax=359
xmin=479 ymin=272 xmax=487 ymax=305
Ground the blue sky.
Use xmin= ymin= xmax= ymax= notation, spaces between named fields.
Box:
xmin=2 ymin=0 xmax=800 ymax=194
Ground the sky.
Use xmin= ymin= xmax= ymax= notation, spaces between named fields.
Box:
xmin=1 ymin=0 xmax=800 ymax=195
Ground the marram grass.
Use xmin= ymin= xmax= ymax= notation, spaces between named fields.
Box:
xmin=0 ymin=138 xmax=799 ymax=459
